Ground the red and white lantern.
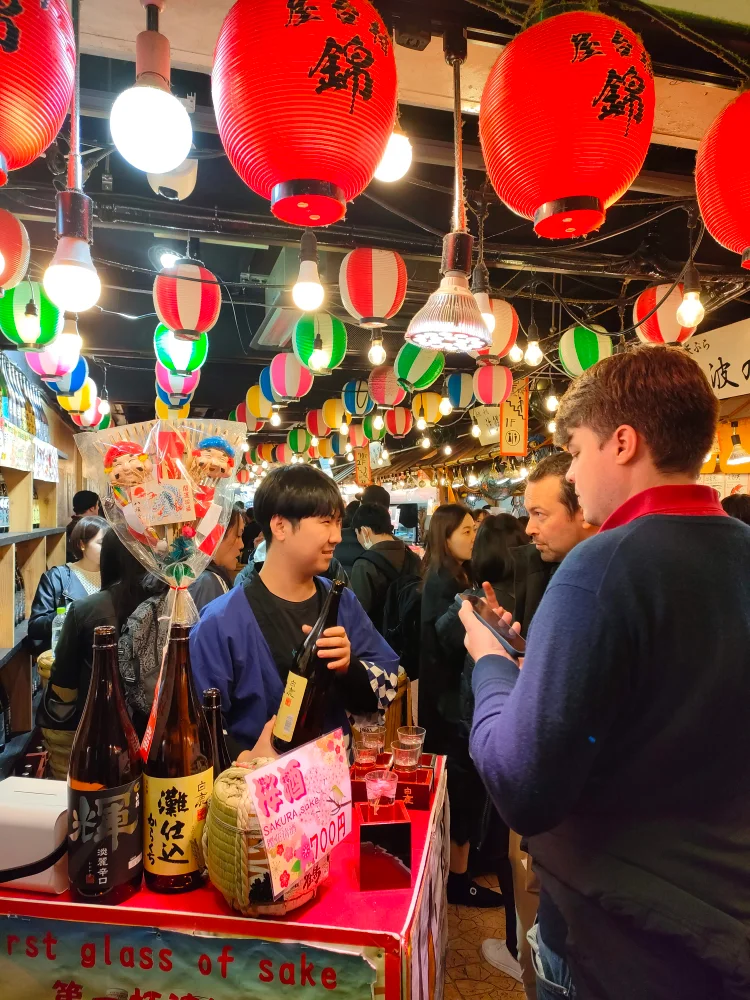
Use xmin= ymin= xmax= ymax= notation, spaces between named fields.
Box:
xmin=472 ymin=299 xmax=519 ymax=363
xmin=385 ymin=406 xmax=413 ymax=438
xmin=473 ymin=365 xmax=514 ymax=405
xmin=0 ymin=209 xmax=30 ymax=291
xmin=153 ymin=260 xmax=221 ymax=341
xmin=368 ymin=365 xmax=406 ymax=407
xmin=236 ymin=467 xmax=250 ymax=485
xmin=269 ymin=353 xmax=314 ymax=401
xmin=306 ymin=409 xmax=330 ymax=439
xmin=339 ymin=248 xmax=407 ymax=327
xmin=349 ymin=423 xmax=367 ymax=449
xmin=633 ymin=284 xmax=696 ymax=344
xmin=274 ymin=443 xmax=294 ymax=465
xmin=246 ymin=415 xmax=265 ymax=433
xmin=212 ymin=0 xmax=397 ymax=227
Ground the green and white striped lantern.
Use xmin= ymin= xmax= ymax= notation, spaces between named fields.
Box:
xmin=363 ymin=413 xmax=386 ymax=441
xmin=154 ymin=323 xmax=209 ymax=375
xmin=292 ymin=312 xmax=347 ymax=373
xmin=0 ymin=280 xmax=62 ymax=350
xmin=288 ymin=427 xmax=312 ymax=454
xmin=394 ymin=343 xmax=445 ymax=391
xmin=558 ymin=325 xmax=613 ymax=377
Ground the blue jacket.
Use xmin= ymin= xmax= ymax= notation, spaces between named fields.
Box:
xmin=190 ymin=577 xmax=400 ymax=747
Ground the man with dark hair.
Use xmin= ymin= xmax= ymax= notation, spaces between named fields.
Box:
xmin=190 ymin=465 xmax=399 ymax=752
xmin=461 ymin=346 xmax=750 ymax=999
xmin=721 ymin=492 xmax=750 ymax=525
xmin=350 ymin=502 xmax=421 ymax=625
xmin=333 ymin=499 xmax=364 ymax=574
xmin=360 ymin=483 xmax=391 ymax=509
xmin=65 ymin=490 xmax=100 ymax=562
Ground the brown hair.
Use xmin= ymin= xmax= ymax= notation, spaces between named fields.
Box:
xmin=555 ymin=345 xmax=717 ymax=478
xmin=471 ymin=513 xmax=528 ymax=585
xmin=423 ymin=503 xmax=472 ymax=589
xmin=527 ymin=452 xmax=579 ymax=516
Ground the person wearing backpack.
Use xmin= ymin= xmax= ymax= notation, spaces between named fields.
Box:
xmin=350 ymin=503 xmax=421 ymax=627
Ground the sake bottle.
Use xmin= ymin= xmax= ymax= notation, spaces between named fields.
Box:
xmin=271 ymin=579 xmax=344 ymax=753
xmin=67 ymin=626 xmax=143 ymax=904
xmin=203 ymin=688 xmax=232 ymax=779
xmin=143 ymin=623 xmax=213 ymax=893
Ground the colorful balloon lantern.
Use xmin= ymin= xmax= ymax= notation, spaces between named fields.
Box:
xmin=259 ymin=364 xmax=283 ymax=404
xmin=246 ymin=415 xmax=265 ymax=433
xmin=368 ymin=365 xmax=406 ymax=406
xmin=234 ymin=401 xmax=248 ymax=424
xmin=306 ymin=409 xmax=330 ymax=438
xmin=212 ymin=0 xmax=397 ymax=227
xmin=317 ymin=437 xmax=335 ymax=459
xmin=48 ymin=355 xmax=88 ymax=397
xmin=349 ymin=423 xmax=367 ymax=449
xmin=330 ymin=432 xmax=349 ymax=457
xmin=394 ymin=344 xmax=444 ymax=391
xmin=322 ymin=397 xmax=346 ymax=431
xmin=473 ymin=365 xmax=514 ymax=405
xmin=0 ymin=209 xmax=30 ymax=291
xmin=633 ymin=285 xmax=696 ymax=344
xmin=308 ymin=444 xmax=320 ymax=460
xmin=154 ymin=397 xmax=190 ymax=421
xmin=57 ymin=376 xmax=96 ymax=415
xmin=411 ymin=392 xmax=443 ymax=425
xmin=446 ymin=372 xmax=476 ymax=410
xmin=288 ymin=427 xmax=312 ymax=454
xmin=385 ymin=406 xmax=413 ymax=438
xmin=558 ymin=325 xmax=614 ymax=376
xmin=155 ymin=361 xmax=200 ymax=404
xmin=696 ymin=91 xmax=750 ymax=269
xmin=479 ymin=12 xmax=655 ymax=239
xmin=342 ymin=378 xmax=374 ymax=417
xmin=156 ymin=381 xmax=192 ymax=410
xmin=362 ymin=413 xmax=386 ymax=441
xmin=339 ymin=248 xmax=407 ymax=327
xmin=153 ymin=260 xmax=222 ymax=340
xmin=471 ymin=300 xmax=519 ymax=364
xmin=72 ymin=396 xmax=109 ymax=428
xmin=246 ymin=384 xmax=273 ymax=420
xmin=0 ymin=280 xmax=62 ymax=350
xmin=236 ymin=467 xmax=251 ymax=485
xmin=258 ymin=442 xmax=276 ymax=463
xmin=25 ymin=326 xmax=81 ymax=382
xmin=274 ymin=443 xmax=294 ymax=465
xmin=153 ymin=324 xmax=208 ymax=375
xmin=0 ymin=0 xmax=76 ymax=186
xmin=270 ymin=353 xmax=314 ymax=401
xmin=293 ymin=312 xmax=347 ymax=373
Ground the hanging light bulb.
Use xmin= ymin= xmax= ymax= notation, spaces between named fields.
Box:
xmin=373 ymin=412 xmax=385 ymax=431
xmin=524 ymin=323 xmax=543 ymax=366
xmin=374 ymin=124 xmax=413 ymax=182
xmin=421 ymin=435 xmax=431 ymax=449
xmin=290 ymin=455 xmax=298 ymax=464
xmin=381 ymin=447 xmax=389 ymax=460
xmin=252 ymin=464 xmax=260 ymax=474
xmin=545 ymin=394 xmax=559 ymax=412
xmin=508 ymin=343 xmax=524 ymax=363
xmin=98 ymin=399 xmax=111 ymax=417
xmin=519 ymin=464 xmax=529 ymax=479
xmin=377 ymin=456 xmax=384 ymax=466
xmin=467 ymin=470 xmax=478 ymax=487
xmin=261 ymin=460 xmax=269 ymax=469
xmin=339 ymin=418 xmax=349 ymax=436
xmin=675 ymin=263 xmax=705 ymax=328
xmin=270 ymin=409 xmax=281 ymax=427
xmin=292 ymin=229 xmax=324 ymax=312
xmin=547 ymin=419 xmax=557 ymax=434
xmin=439 ymin=382 xmax=453 ymax=417
xmin=368 ymin=335 xmax=386 ymax=366
xmin=345 ymin=440 xmax=353 ymax=454
xmin=471 ymin=260 xmax=496 ymax=334
xmin=241 ymin=441 xmax=250 ymax=452
xmin=110 ymin=5 xmax=192 ymax=174
xmin=727 ymin=422 xmax=750 ymax=466
xmin=308 ymin=332 xmax=327 ymax=372
xmin=311 ymin=435 xmax=319 ymax=447
xmin=21 ymin=299 xmax=40 ymax=339
xmin=471 ymin=421 xmax=481 ymax=438
xmin=443 ymin=444 xmax=453 ymax=456
xmin=416 ymin=404 xmax=427 ymax=431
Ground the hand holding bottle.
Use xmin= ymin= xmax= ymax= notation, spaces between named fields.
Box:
xmin=237 ymin=716 xmax=279 ymax=765
xmin=301 ymin=623 xmax=351 ymax=673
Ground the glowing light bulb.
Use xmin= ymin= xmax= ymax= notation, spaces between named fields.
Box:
xmin=368 ymin=336 xmax=386 ymax=365
xmin=21 ymin=300 xmax=40 ymax=339
xmin=508 ymin=343 xmax=524 ymax=363
xmin=439 ymin=396 xmax=453 ymax=417
xmin=159 ymin=249 xmax=180 ymax=269
xmin=440 ymin=476 xmax=447 ymax=486
xmin=345 ymin=441 xmax=353 ymax=453
xmin=311 ymin=435 xmax=319 ymax=447
xmin=473 ymin=290 xmax=496 ymax=334
xmin=381 ymin=448 xmax=389 ymax=460
xmin=270 ymin=411 xmax=281 ymax=427
xmin=373 ymin=413 xmax=384 ymax=430
xmin=290 ymin=455 xmax=298 ymax=464
xmin=252 ymin=465 xmax=260 ymax=473
xmin=421 ymin=436 xmax=431 ymax=449
xmin=471 ymin=423 xmax=481 ymax=438
xmin=524 ymin=340 xmax=543 ymax=366
xmin=261 ymin=460 xmax=269 ymax=469
xmin=704 ymin=450 xmax=712 ymax=464
xmin=98 ymin=400 xmax=110 ymax=416
xmin=293 ymin=231 xmax=324 ymax=312
xmin=545 ymin=394 xmax=558 ymax=412
xmin=374 ymin=128 xmax=413 ymax=182
xmin=443 ymin=444 xmax=452 ymax=456
xmin=43 ymin=236 xmax=102 ymax=312
xmin=308 ymin=333 xmax=327 ymax=372
xmin=110 ymin=85 xmax=192 ymax=174
xmin=547 ymin=420 xmax=557 ymax=434
xmin=519 ymin=465 xmax=529 ymax=479
xmin=676 ymin=291 xmax=705 ymax=328
xmin=241 ymin=441 xmax=250 ymax=452
xmin=467 ymin=472 xmax=478 ymax=487
xmin=340 ymin=420 xmax=349 ymax=436
xmin=416 ymin=416 xmax=427 ymax=431
xmin=377 ymin=457 xmax=384 ymax=466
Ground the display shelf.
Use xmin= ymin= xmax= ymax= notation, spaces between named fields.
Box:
xmin=0 ymin=527 xmax=65 ymax=548
xmin=0 ymin=689 xmax=42 ymax=780
xmin=0 ymin=621 xmax=28 ymax=672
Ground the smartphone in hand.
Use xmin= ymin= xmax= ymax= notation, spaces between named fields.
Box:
xmin=457 ymin=592 xmax=526 ymax=660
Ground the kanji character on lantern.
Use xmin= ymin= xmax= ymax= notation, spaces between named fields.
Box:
xmin=309 ymin=34 xmax=375 ymax=114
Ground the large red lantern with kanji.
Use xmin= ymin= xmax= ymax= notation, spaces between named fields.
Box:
xmin=696 ymin=91 xmax=750 ymax=269
xmin=479 ymin=12 xmax=655 ymax=239
xmin=0 ymin=0 xmax=76 ymax=186
xmin=212 ymin=0 xmax=398 ymax=227
xmin=153 ymin=259 xmax=222 ymax=341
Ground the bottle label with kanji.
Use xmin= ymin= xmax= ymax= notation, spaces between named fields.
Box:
xmin=67 ymin=777 xmax=142 ymax=895
xmin=272 ymin=673 xmax=308 ymax=743
xmin=143 ymin=769 xmax=213 ymax=875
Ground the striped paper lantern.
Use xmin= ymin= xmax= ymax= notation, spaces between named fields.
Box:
xmin=395 ymin=344 xmax=445 ymax=391
xmin=57 ymin=376 xmax=96 ymax=415
xmin=322 ymin=397 xmax=346 ymax=431
xmin=48 ymin=355 xmax=88 ymax=396
xmin=308 ymin=444 xmax=320 ymax=460
xmin=0 ymin=209 xmax=30 ymax=291
xmin=25 ymin=331 xmax=81 ymax=382
xmin=153 ymin=324 xmax=208 ymax=375
xmin=292 ymin=312 xmax=347 ymax=373
xmin=446 ymin=372 xmax=476 ymax=409
xmin=156 ymin=380 xmax=192 ymax=409
xmin=270 ymin=353 xmax=314 ymax=401
xmin=155 ymin=397 xmax=190 ymax=420
xmin=363 ymin=413 xmax=386 ymax=441
xmin=0 ymin=280 xmax=62 ymax=350
xmin=306 ymin=409 xmax=330 ymax=438
xmin=472 ymin=300 xmax=519 ymax=363
xmin=246 ymin=416 xmax=265 ymax=433
xmin=339 ymin=248 xmax=407 ymax=328
xmin=246 ymin=384 xmax=273 ymax=420
xmin=258 ymin=443 xmax=276 ymax=463
xmin=274 ymin=443 xmax=294 ymax=465
xmin=473 ymin=365 xmax=514 ymax=405
xmin=259 ymin=364 xmax=283 ymax=404
xmin=236 ymin=467 xmax=250 ymax=485
xmin=342 ymin=378 xmax=374 ymax=417
xmin=349 ymin=423 xmax=367 ymax=449
xmin=288 ymin=427 xmax=312 ymax=454
xmin=248 ymin=445 xmax=261 ymax=465
xmin=385 ymin=407 xmax=413 ymax=438
xmin=558 ymin=325 xmax=614 ymax=376
xmin=235 ymin=400 xmax=247 ymax=424
xmin=368 ymin=365 xmax=406 ymax=406
xmin=155 ymin=361 xmax=200 ymax=404
xmin=317 ymin=437 xmax=335 ymax=459
xmin=411 ymin=392 xmax=443 ymax=425
xmin=633 ymin=285 xmax=696 ymax=344
xmin=228 ymin=409 xmax=237 ymax=421
xmin=73 ymin=398 xmax=111 ymax=430
xmin=331 ymin=432 xmax=349 ymax=457
xmin=153 ymin=260 xmax=221 ymax=340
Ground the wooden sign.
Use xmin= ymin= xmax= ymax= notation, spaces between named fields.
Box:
xmin=500 ymin=378 xmax=529 ymax=457
xmin=354 ymin=447 xmax=371 ymax=486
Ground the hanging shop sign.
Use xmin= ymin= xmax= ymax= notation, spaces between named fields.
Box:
xmin=354 ymin=446 xmax=372 ymax=487
xmin=500 ymin=378 xmax=529 ymax=457
xmin=682 ymin=319 xmax=750 ymax=400
xmin=700 ymin=472 xmax=749 ymax=498
xmin=471 ymin=405 xmax=500 ymax=446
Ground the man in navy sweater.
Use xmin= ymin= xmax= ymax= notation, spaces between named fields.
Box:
xmin=461 ymin=345 xmax=750 ymax=999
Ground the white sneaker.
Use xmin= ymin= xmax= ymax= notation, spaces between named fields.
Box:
xmin=481 ymin=938 xmax=523 ymax=982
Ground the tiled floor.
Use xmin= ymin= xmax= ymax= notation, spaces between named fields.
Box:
xmin=445 ymin=875 xmax=526 ymax=1000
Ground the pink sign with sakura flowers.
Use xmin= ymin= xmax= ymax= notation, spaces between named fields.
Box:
xmin=245 ymin=728 xmax=353 ymax=899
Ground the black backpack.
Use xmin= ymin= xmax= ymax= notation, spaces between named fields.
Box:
xmin=357 ymin=548 xmax=422 ymax=679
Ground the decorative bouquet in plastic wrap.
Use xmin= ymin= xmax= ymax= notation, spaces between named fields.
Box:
xmin=76 ymin=418 xmax=247 ymax=624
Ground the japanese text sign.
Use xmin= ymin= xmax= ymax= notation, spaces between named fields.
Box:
xmin=353 ymin=446 xmax=371 ymax=487
xmin=683 ymin=320 xmax=750 ymax=399
xmin=501 ymin=379 xmax=529 ymax=457
xmin=246 ymin=729 xmax=352 ymax=899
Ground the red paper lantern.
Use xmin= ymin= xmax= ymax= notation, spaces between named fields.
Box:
xmin=385 ymin=407 xmax=412 ymax=438
xmin=368 ymin=365 xmax=406 ymax=407
xmin=480 ymin=12 xmax=654 ymax=239
xmin=696 ymin=91 xmax=750 ymax=269
xmin=473 ymin=365 xmax=513 ymax=405
xmin=339 ymin=248 xmax=407 ymax=327
xmin=236 ymin=467 xmax=250 ymax=485
xmin=0 ymin=0 xmax=75 ymax=186
xmin=633 ymin=284 xmax=696 ymax=344
xmin=212 ymin=0 xmax=397 ymax=227
xmin=153 ymin=260 xmax=221 ymax=341
xmin=471 ymin=300 xmax=519 ymax=364
xmin=0 ymin=209 xmax=30 ymax=290
xmin=306 ymin=409 xmax=330 ymax=438
xmin=349 ymin=423 xmax=367 ymax=449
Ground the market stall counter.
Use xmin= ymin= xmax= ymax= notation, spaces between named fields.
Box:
xmin=0 ymin=760 xmax=448 ymax=1000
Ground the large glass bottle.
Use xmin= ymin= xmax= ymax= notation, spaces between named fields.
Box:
xmin=67 ymin=626 xmax=143 ymax=904
xmin=271 ymin=579 xmax=344 ymax=753
xmin=143 ymin=623 xmax=213 ymax=893
xmin=203 ymin=688 xmax=232 ymax=779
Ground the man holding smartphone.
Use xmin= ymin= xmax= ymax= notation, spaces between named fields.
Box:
xmin=461 ymin=345 xmax=750 ymax=1000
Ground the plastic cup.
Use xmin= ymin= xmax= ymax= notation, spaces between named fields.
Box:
xmin=365 ymin=768 xmax=398 ymax=815
xmin=391 ymin=740 xmax=421 ymax=772
xmin=353 ymin=741 xmax=378 ymax=776
xmin=360 ymin=724 xmax=386 ymax=754
xmin=397 ymin=725 xmax=425 ymax=749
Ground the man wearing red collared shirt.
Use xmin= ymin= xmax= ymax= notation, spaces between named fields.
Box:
xmin=462 ymin=346 xmax=750 ymax=1000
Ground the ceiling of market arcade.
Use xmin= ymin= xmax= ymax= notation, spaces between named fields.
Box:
xmin=5 ymin=0 xmax=750 ymax=446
